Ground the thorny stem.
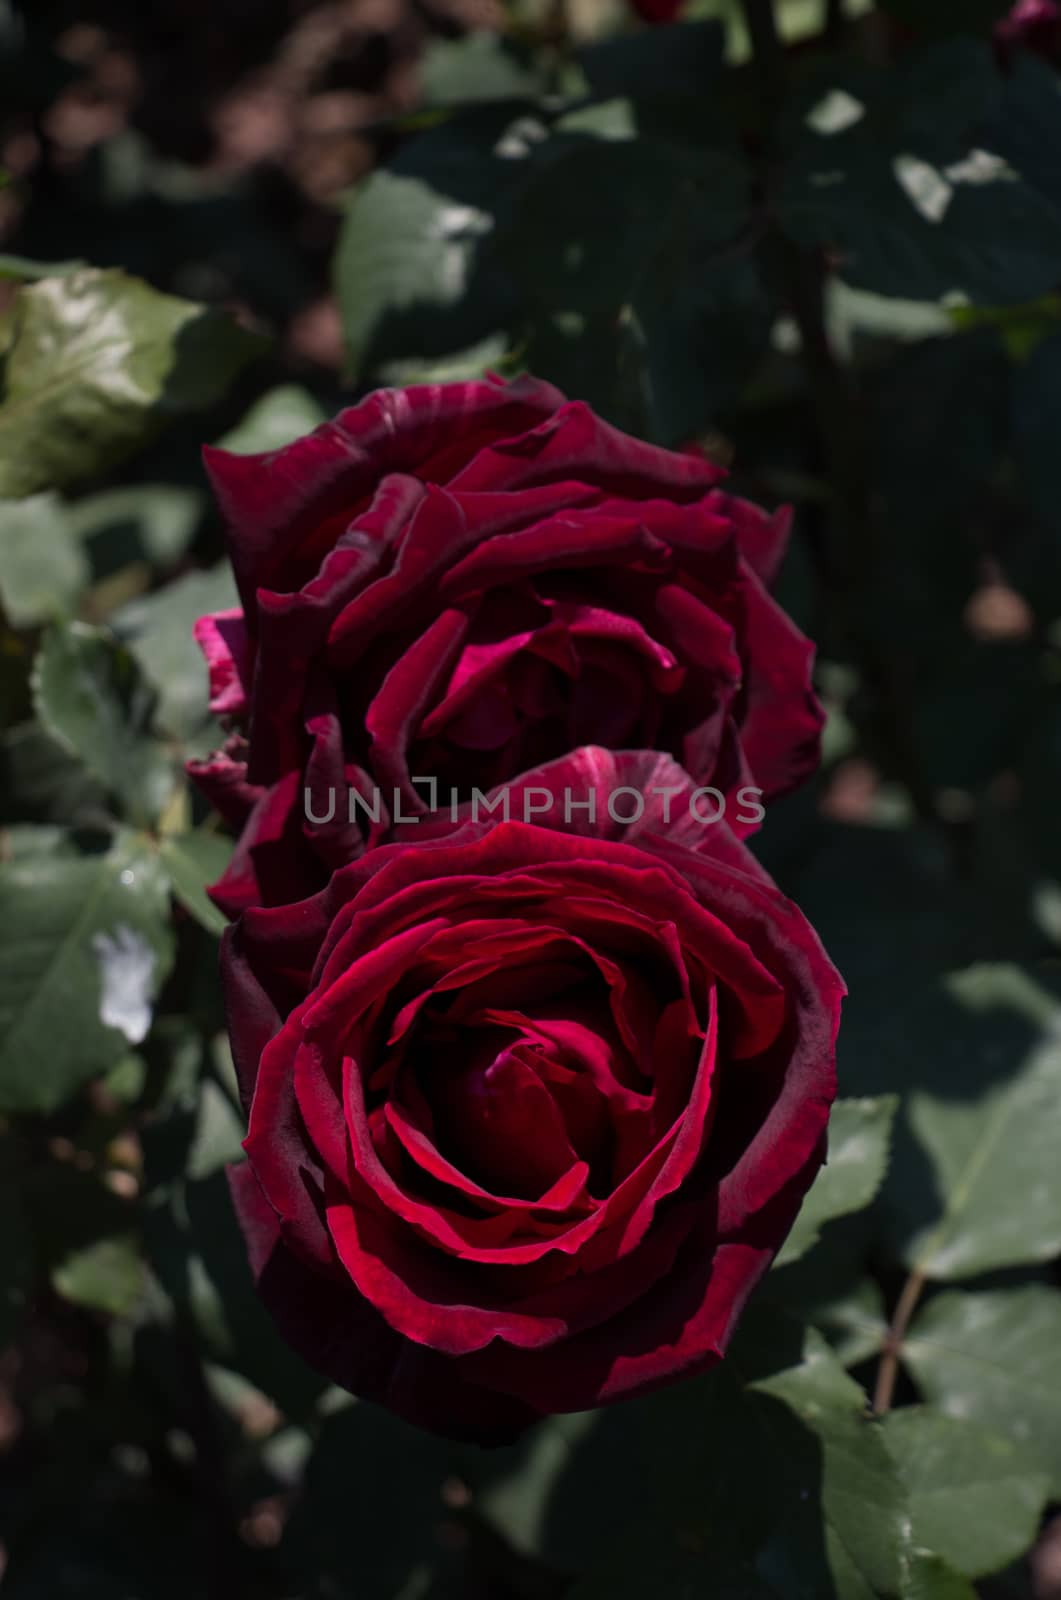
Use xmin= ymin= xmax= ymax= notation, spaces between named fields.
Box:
xmin=739 ymin=0 xmax=938 ymax=826
xmin=873 ymin=1268 xmax=927 ymax=1415
xmin=742 ymin=0 xmax=787 ymax=127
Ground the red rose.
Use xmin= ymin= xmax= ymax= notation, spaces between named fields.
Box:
xmin=224 ymin=749 xmax=843 ymax=1441
xmin=630 ymin=0 xmax=685 ymax=23
xmin=995 ymin=0 xmax=1061 ymax=61
xmin=190 ymin=376 xmax=822 ymax=917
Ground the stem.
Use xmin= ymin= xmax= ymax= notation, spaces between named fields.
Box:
xmin=873 ymin=1268 xmax=926 ymax=1415
xmin=170 ymin=1317 xmax=256 ymax=1600
xmin=742 ymin=0 xmax=786 ymax=126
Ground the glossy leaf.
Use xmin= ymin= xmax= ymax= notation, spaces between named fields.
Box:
xmin=214 ymin=384 xmax=327 ymax=456
xmin=336 ymin=130 xmax=516 ymax=380
xmin=888 ymin=966 xmax=1061 ymax=1280
xmin=903 ymin=1287 xmax=1061 ymax=1496
xmin=112 ymin=564 xmax=237 ymax=742
xmin=158 ymin=829 xmax=232 ymax=937
xmin=53 ymin=1233 xmax=144 ymax=1316
xmin=744 ymin=1320 xmax=906 ymax=1600
xmin=419 ymin=31 xmax=543 ymax=105
xmin=32 ymin=622 xmax=175 ymax=826
xmin=900 ymin=1550 xmax=979 ymax=1600
xmin=0 ymin=494 xmax=89 ymax=626
xmin=780 ymin=45 xmax=1061 ymax=305
xmin=0 ymin=254 xmax=86 ymax=280
xmin=777 ymin=1096 xmax=898 ymax=1267
xmin=570 ymin=1314 xmax=907 ymax=1600
xmin=67 ymin=484 xmax=204 ymax=572
xmin=883 ymin=1407 xmax=1049 ymax=1578
xmin=0 ymin=268 xmax=263 ymax=498
xmin=0 ymin=834 xmax=175 ymax=1112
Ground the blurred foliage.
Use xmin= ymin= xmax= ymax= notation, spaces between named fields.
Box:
xmin=1 ymin=0 xmax=1061 ymax=1596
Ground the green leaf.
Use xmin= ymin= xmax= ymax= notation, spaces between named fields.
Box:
xmin=777 ymin=1096 xmax=898 ymax=1267
xmin=900 ymin=1550 xmax=978 ymax=1600
xmin=779 ymin=46 xmax=1061 ymax=306
xmin=830 ymin=280 xmax=954 ymax=346
xmin=988 ymin=55 xmax=1061 ymax=219
xmin=112 ymin=564 xmax=237 ymax=742
xmin=336 ymin=153 xmax=510 ymax=380
xmin=214 ymin=384 xmax=327 ymax=455
xmin=743 ymin=1321 xmax=907 ymax=1600
xmin=284 ymin=1403 xmax=458 ymax=1597
xmin=0 ymin=824 xmax=81 ymax=860
xmin=66 ymin=483 xmax=204 ymax=571
xmin=476 ymin=1413 xmax=600 ymax=1558
xmin=903 ymin=1286 xmax=1061 ymax=1497
xmin=374 ymin=331 xmax=511 ymax=388
xmin=418 ymin=31 xmax=543 ymax=106
xmin=498 ymin=136 xmax=756 ymax=435
xmin=0 ymin=268 xmax=264 ymax=498
xmin=570 ymin=1314 xmax=907 ymax=1600
xmin=140 ymin=1026 xmax=322 ymax=1416
xmin=782 ymin=146 xmax=1061 ymax=305
xmin=0 ymin=254 xmax=86 ymax=281
xmin=952 ymin=292 xmax=1061 ymax=362
xmin=52 ymin=1233 xmax=143 ymax=1317
xmin=806 ymin=1277 xmax=890 ymax=1369
xmin=882 ymin=1407 xmax=1049 ymax=1578
xmin=577 ymin=19 xmax=725 ymax=101
xmin=887 ymin=966 xmax=1061 ymax=1280
xmin=499 ymin=140 xmax=748 ymax=317
xmin=766 ymin=1186 xmax=890 ymax=1368
xmin=158 ymin=830 xmax=231 ymax=937
xmin=145 ymin=1166 xmax=324 ymax=1419
xmin=0 ymin=494 xmax=90 ymax=626
xmin=0 ymin=719 xmax=108 ymax=827
xmin=32 ymin=622 xmax=175 ymax=825
xmin=101 ymin=1052 xmax=147 ymax=1103
xmin=634 ymin=250 xmax=772 ymax=446
xmin=172 ymin=1074 xmax=245 ymax=1183
xmin=0 ymin=833 xmax=175 ymax=1112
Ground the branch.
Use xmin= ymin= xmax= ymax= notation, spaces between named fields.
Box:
xmin=824 ymin=0 xmax=845 ymax=45
xmin=873 ymin=1268 xmax=926 ymax=1415
xmin=742 ymin=0 xmax=786 ymax=133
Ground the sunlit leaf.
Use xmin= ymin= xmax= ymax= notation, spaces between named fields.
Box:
xmin=0 ymin=268 xmax=263 ymax=497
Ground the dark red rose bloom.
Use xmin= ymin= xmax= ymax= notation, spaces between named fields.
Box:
xmin=630 ymin=0 xmax=684 ymax=22
xmin=224 ymin=749 xmax=843 ymax=1442
xmin=995 ymin=0 xmax=1061 ymax=61
xmin=190 ymin=375 xmax=822 ymax=918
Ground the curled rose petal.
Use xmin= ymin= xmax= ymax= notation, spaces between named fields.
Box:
xmin=223 ymin=749 xmax=843 ymax=1440
xmin=189 ymin=377 xmax=823 ymax=913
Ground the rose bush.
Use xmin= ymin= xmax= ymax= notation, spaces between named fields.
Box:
xmin=190 ymin=375 xmax=822 ymax=917
xmin=224 ymin=749 xmax=843 ymax=1441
